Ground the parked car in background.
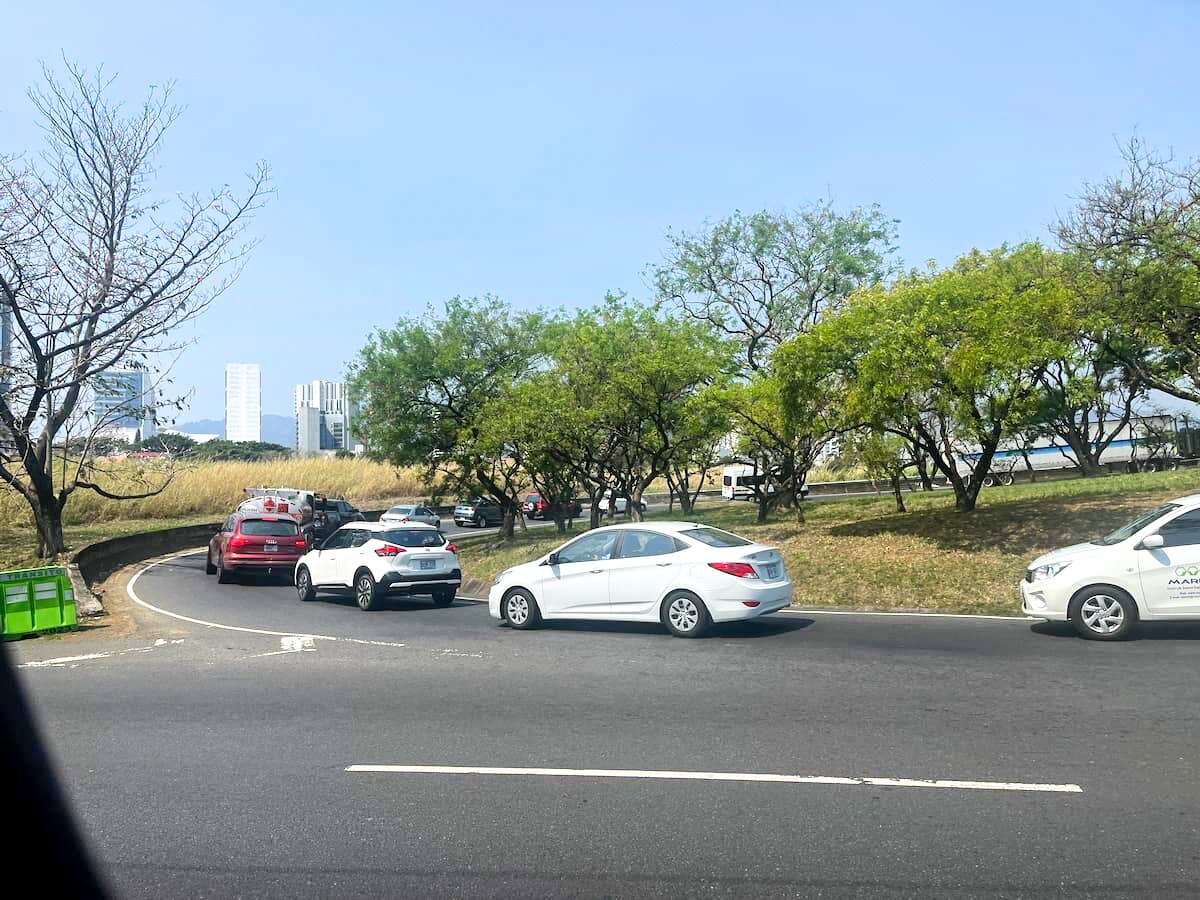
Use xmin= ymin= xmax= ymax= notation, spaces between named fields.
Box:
xmin=454 ymin=497 xmax=504 ymax=527
xmin=489 ymin=521 xmax=792 ymax=637
xmin=295 ymin=522 xmax=461 ymax=611
xmin=380 ymin=504 xmax=441 ymax=528
xmin=525 ymin=493 xmax=583 ymax=519
xmin=597 ymin=490 xmax=647 ymax=515
xmin=207 ymin=513 xmax=308 ymax=583
xmin=1022 ymin=493 xmax=1200 ymax=640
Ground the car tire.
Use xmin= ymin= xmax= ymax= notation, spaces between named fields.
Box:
xmin=1070 ymin=586 xmax=1137 ymax=641
xmin=205 ymin=552 xmax=217 ymax=575
xmin=216 ymin=554 xmax=234 ymax=584
xmin=999 ymin=472 xmax=1015 ymax=486
xmin=296 ymin=566 xmax=316 ymax=602
xmin=432 ymin=587 xmax=455 ymax=607
xmin=503 ymin=588 xmax=541 ymax=630
xmin=354 ymin=570 xmax=380 ymax=611
xmin=662 ymin=591 xmax=711 ymax=638
xmin=473 ymin=514 xmax=483 ymax=528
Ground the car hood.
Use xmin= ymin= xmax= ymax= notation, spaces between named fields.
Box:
xmin=1027 ymin=542 xmax=1107 ymax=570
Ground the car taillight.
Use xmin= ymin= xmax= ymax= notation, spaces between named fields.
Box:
xmin=229 ymin=535 xmax=250 ymax=549
xmin=375 ymin=544 xmax=405 ymax=556
xmin=708 ymin=562 xmax=758 ymax=579
xmin=293 ymin=538 xmax=307 ymax=550
xmin=447 ymin=542 xmax=459 ymax=555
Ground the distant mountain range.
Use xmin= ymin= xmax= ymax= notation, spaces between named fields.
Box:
xmin=172 ymin=414 xmax=296 ymax=449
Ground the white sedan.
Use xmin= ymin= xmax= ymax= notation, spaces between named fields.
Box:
xmin=1022 ymin=492 xmax=1200 ymax=639
xmin=488 ymin=521 xmax=792 ymax=638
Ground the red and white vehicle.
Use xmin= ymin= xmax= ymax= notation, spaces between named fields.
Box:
xmin=206 ymin=512 xmax=308 ymax=583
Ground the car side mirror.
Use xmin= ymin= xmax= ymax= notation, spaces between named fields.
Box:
xmin=545 ymin=551 xmax=560 ymax=566
xmin=1139 ymin=534 xmax=1164 ymax=550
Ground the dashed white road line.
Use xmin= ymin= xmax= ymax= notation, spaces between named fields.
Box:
xmin=19 ymin=638 xmax=186 ymax=669
xmin=344 ymin=764 xmax=1082 ymax=794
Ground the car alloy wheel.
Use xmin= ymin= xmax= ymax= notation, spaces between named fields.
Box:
xmin=504 ymin=589 xmax=540 ymax=630
xmin=296 ymin=567 xmax=315 ymax=602
xmin=1071 ymin=587 xmax=1135 ymax=641
xmin=664 ymin=592 xmax=710 ymax=638
xmin=1080 ymin=594 xmax=1124 ymax=635
xmin=356 ymin=572 xmax=378 ymax=611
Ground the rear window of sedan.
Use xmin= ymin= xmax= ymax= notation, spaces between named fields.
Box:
xmin=239 ymin=519 xmax=299 ymax=537
xmin=389 ymin=505 xmax=416 ymax=514
xmin=380 ymin=528 xmax=447 ymax=548
xmin=681 ymin=526 xmax=752 ymax=548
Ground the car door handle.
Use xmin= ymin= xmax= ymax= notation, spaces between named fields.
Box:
xmin=589 ymin=569 xmax=604 ymax=574
xmin=655 ymin=562 xmax=672 ymax=567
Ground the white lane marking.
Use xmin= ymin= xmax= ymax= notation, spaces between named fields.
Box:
xmin=18 ymin=638 xmax=187 ymax=669
xmin=250 ymin=635 xmax=318 ymax=658
xmin=453 ymin=595 xmax=1033 ymax=622
xmin=344 ymin=764 xmax=1082 ymax=794
xmin=126 ymin=552 xmax=435 ymax=654
xmin=780 ymin=608 xmax=1035 ymax=622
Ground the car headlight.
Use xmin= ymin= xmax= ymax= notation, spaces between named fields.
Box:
xmin=1027 ymin=561 xmax=1071 ymax=582
xmin=493 ymin=567 xmax=515 ymax=584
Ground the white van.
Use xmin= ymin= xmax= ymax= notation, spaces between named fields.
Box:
xmin=720 ymin=465 xmax=806 ymax=501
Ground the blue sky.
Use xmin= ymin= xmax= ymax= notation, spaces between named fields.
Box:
xmin=4 ymin=1 xmax=1199 ymax=421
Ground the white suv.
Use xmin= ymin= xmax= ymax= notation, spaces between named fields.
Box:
xmin=295 ymin=522 xmax=461 ymax=611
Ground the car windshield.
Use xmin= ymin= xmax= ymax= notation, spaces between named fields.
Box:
xmin=1092 ymin=502 xmax=1181 ymax=545
xmin=390 ymin=505 xmax=415 ymax=515
xmin=239 ymin=519 xmax=299 ymax=536
xmin=681 ymin=526 xmax=752 ymax=548
xmin=380 ymin=528 xmax=446 ymax=548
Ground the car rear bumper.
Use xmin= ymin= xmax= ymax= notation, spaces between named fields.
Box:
xmin=705 ymin=579 xmax=794 ymax=623
xmin=224 ymin=552 xmax=301 ymax=570
xmin=380 ymin=568 xmax=463 ymax=593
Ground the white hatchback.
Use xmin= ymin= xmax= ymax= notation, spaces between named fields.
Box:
xmin=1022 ymin=493 xmax=1200 ymax=639
xmin=295 ymin=522 xmax=461 ymax=611
xmin=488 ymin=521 xmax=792 ymax=637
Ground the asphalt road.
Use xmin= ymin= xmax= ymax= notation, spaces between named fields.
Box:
xmin=11 ymin=550 xmax=1200 ymax=898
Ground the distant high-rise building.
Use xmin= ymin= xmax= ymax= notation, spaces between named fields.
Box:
xmin=92 ymin=369 xmax=157 ymax=443
xmin=225 ymin=363 xmax=262 ymax=443
xmin=295 ymin=380 xmax=353 ymax=454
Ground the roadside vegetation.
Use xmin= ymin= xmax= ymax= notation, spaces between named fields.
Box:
xmin=461 ymin=468 xmax=1200 ymax=616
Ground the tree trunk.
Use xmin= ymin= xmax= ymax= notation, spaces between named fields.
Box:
xmin=756 ymin=491 xmax=770 ymax=523
xmin=33 ymin=492 xmax=67 ymax=559
xmin=1021 ymin=448 xmax=1037 ymax=482
xmin=915 ymin=451 xmax=934 ymax=491
xmin=500 ymin=505 xmax=516 ymax=539
xmin=629 ymin=485 xmax=646 ymax=523
xmin=588 ymin=489 xmax=604 ymax=529
xmin=890 ymin=473 xmax=906 ymax=513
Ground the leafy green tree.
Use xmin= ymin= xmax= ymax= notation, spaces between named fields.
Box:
xmin=651 ymin=204 xmax=898 ymax=373
xmin=349 ymin=296 xmax=545 ymax=538
xmin=786 ymin=244 xmax=1076 ymax=512
xmin=1058 ymin=139 xmax=1200 ymax=404
xmin=845 ymin=429 xmax=913 ymax=512
xmin=137 ymin=432 xmax=197 ymax=455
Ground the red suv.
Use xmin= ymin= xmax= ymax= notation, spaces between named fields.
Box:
xmin=206 ymin=513 xmax=308 ymax=583
xmin=524 ymin=493 xmax=582 ymax=519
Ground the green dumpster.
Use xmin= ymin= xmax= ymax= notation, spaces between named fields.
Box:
xmin=1 ymin=566 xmax=77 ymax=638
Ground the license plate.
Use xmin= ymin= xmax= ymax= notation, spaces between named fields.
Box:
xmin=765 ymin=564 xmax=779 ymax=579
xmin=419 ymin=559 xmax=436 ymax=570
xmin=264 ymin=542 xmax=278 ymax=552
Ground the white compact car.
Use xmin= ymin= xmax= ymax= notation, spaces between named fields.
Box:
xmin=380 ymin=504 xmax=441 ymax=529
xmin=295 ymin=522 xmax=461 ymax=611
xmin=488 ymin=521 xmax=793 ymax=637
xmin=1022 ymin=493 xmax=1200 ymax=640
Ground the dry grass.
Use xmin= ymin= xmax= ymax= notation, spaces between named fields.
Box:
xmin=462 ymin=468 xmax=1200 ymax=615
xmin=0 ymin=457 xmax=429 ymax=527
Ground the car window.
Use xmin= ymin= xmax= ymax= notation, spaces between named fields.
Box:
xmin=1094 ymin=502 xmax=1181 ymax=546
xmin=239 ymin=519 xmax=299 ymax=537
xmin=223 ymin=516 xmax=235 ymax=533
xmin=556 ymin=531 xmax=619 ymax=564
xmin=345 ymin=530 xmax=372 ymax=548
xmin=380 ymin=528 xmax=446 ymax=548
xmin=618 ymin=530 xmax=682 ymax=559
xmin=681 ymin=526 xmax=752 ymax=548
xmin=1157 ymin=509 xmax=1200 ymax=547
xmin=417 ymin=507 xmax=433 ymax=516
xmin=321 ymin=530 xmax=353 ymax=551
